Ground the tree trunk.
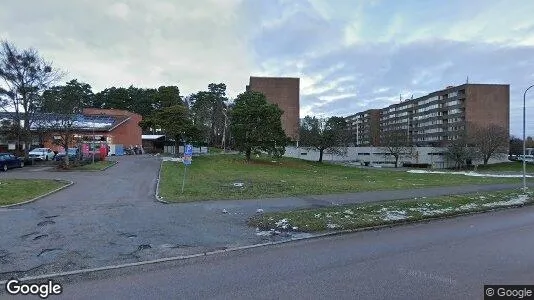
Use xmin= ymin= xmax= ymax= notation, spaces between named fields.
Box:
xmin=175 ymin=135 xmax=180 ymax=156
xmin=318 ymin=149 xmax=324 ymax=163
xmin=245 ymin=148 xmax=251 ymax=161
xmin=394 ymin=155 xmax=399 ymax=168
xmin=483 ymin=156 xmax=489 ymax=165
xmin=64 ymin=135 xmax=70 ymax=167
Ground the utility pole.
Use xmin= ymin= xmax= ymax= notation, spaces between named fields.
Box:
xmin=523 ymin=85 xmax=534 ymax=193
xmin=92 ymin=118 xmax=95 ymax=164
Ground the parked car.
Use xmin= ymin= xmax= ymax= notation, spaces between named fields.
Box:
xmin=0 ymin=153 xmax=24 ymax=171
xmin=28 ymin=148 xmax=55 ymax=161
xmin=54 ymin=148 xmax=80 ymax=161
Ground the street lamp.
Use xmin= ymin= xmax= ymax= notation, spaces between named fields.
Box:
xmin=92 ymin=117 xmax=95 ymax=164
xmin=523 ymin=84 xmax=534 ymax=193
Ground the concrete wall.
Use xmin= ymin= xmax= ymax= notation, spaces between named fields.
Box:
xmin=163 ymin=146 xmax=208 ymax=155
xmin=284 ymin=146 xmax=508 ymax=168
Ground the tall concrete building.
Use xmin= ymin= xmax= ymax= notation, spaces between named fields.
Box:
xmin=246 ymin=76 xmax=300 ymax=141
xmin=345 ymin=109 xmax=381 ymax=146
xmin=345 ymin=83 xmax=510 ymax=147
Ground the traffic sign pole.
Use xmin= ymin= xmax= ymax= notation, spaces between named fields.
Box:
xmin=181 ymin=165 xmax=187 ymax=193
xmin=181 ymin=144 xmax=193 ymax=193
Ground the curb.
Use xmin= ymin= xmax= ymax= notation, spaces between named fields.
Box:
xmin=0 ymin=201 xmax=530 ymax=285
xmin=100 ymin=160 xmax=118 ymax=171
xmin=49 ymin=161 xmax=118 ymax=172
xmin=154 ymin=159 xmax=168 ymax=204
xmin=78 ymin=160 xmax=118 ymax=172
xmin=0 ymin=179 xmax=74 ymax=208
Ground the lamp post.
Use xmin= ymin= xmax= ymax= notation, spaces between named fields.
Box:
xmin=523 ymin=85 xmax=534 ymax=193
xmin=92 ymin=118 xmax=95 ymax=164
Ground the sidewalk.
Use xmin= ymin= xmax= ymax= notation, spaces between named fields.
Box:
xmin=176 ymin=182 xmax=530 ymax=214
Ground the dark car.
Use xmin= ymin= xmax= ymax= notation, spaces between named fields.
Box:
xmin=0 ymin=153 xmax=24 ymax=171
xmin=54 ymin=148 xmax=80 ymax=161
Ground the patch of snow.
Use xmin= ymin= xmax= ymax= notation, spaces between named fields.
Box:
xmin=292 ymin=226 xmax=299 ymax=230
xmin=409 ymin=207 xmax=454 ymax=216
xmin=275 ymin=218 xmax=290 ymax=229
xmin=456 ymin=203 xmax=479 ymax=211
xmin=482 ymin=195 xmax=529 ymax=207
xmin=256 ymin=208 xmax=264 ymax=213
xmin=407 ymin=170 xmax=534 ymax=178
xmin=162 ymin=157 xmax=182 ymax=162
xmin=256 ymin=231 xmax=273 ymax=237
xmin=382 ymin=210 xmax=407 ymax=221
xmin=222 ymin=209 xmax=228 ymax=214
xmin=292 ymin=233 xmax=314 ymax=239
xmin=233 ymin=182 xmax=244 ymax=187
xmin=344 ymin=209 xmax=354 ymax=215
xmin=326 ymin=223 xmax=339 ymax=229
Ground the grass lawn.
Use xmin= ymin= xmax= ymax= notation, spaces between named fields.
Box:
xmin=73 ymin=160 xmax=116 ymax=171
xmin=476 ymin=161 xmax=534 ymax=173
xmin=158 ymin=154 xmax=528 ymax=202
xmin=0 ymin=179 xmax=69 ymax=206
xmin=208 ymin=147 xmax=224 ymax=154
xmin=249 ymin=190 xmax=532 ymax=232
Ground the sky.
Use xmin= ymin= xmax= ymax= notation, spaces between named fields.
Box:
xmin=1 ymin=0 xmax=534 ymax=136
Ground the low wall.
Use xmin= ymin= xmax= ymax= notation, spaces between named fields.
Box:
xmin=284 ymin=146 xmax=508 ymax=169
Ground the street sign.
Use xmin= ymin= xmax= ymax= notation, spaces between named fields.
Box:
xmin=185 ymin=144 xmax=193 ymax=156
xmin=183 ymin=154 xmax=192 ymax=166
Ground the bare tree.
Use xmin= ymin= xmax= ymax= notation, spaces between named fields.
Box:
xmin=39 ymin=80 xmax=88 ymax=167
xmin=0 ymin=41 xmax=63 ymax=157
xmin=470 ymin=124 xmax=509 ymax=165
xmin=299 ymin=116 xmax=349 ymax=163
xmin=444 ymin=135 xmax=476 ymax=169
xmin=380 ymin=129 xmax=413 ymax=167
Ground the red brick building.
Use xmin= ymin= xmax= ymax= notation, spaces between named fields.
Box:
xmin=81 ymin=108 xmax=142 ymax=148
xmin=36 ymin=108 xmax=142 ymax=153
xmin=246 ymin=76 xmax=300 ymax=141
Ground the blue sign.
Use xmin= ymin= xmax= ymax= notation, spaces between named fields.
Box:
xmin=183 ymin=155 xmax=192 ymax=166
xmin=185 ymin=144 xmax=193 ymax=155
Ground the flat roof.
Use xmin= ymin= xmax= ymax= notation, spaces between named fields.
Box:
xmin=142 ymin=135 xmax=165 ymax=140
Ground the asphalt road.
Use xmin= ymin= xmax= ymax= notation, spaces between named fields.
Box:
xmin=3 ymin=204 xmax=533 ymax=299
xmin=0 ymin=155 xmax=531 ymax=282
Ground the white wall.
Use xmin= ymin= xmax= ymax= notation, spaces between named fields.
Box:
xmin=163 ymin=146 xmax=209 ymax=155
xmin=284 ymin=146 xmax=508 ymax=169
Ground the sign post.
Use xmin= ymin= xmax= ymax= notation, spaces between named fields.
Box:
xmin=181 ymin=144 xmax=193 ymax=193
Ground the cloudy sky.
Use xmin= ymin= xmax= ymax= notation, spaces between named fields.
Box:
xmin=2 ymin=0 xmax=534 ymax=135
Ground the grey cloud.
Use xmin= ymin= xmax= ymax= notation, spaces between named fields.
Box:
xmin=267 ymin=39 xmax=534 ymax=135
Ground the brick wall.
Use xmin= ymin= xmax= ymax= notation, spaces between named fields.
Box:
xmin=82 ymin=108 xmax=142 ymax=147
xmin=248 ymin=77 xmax=300 ymax=141
xmin=465 ymin=84 xmax=510 ymax=136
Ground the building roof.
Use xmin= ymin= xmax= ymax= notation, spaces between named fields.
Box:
xmin=0 ymin=112 xmax=130 ymax=132
xmin=141 ymin=134 xmax=165 ymax=140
